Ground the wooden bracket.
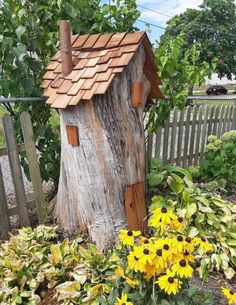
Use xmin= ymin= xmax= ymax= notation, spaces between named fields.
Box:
xmin=131 ymin=82 xmax=145 ymax=108
xmin=124 ymin=182 xmax=147 ymax=232
xmin=66 ymin=125 xmax=79 ymax=146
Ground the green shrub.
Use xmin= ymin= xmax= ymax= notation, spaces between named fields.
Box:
xmin=200 ymin=130 xmax=236 ymax=185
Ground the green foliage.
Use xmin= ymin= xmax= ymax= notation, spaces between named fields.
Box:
xmin=199 ymin=130 xmax=236 ymax=185
xmin=148 ymin=158 xmax=236 ymax=279
xmin=148 ymin=158 xmax=192 ymax=192
xmin=0 ymin=226 xmax=118 ymax=304
xmin=0 ymin=0 xmax=140 ymax=184
xmin=0 ymin=223 xmax=214 ymax=304
xmin=147 ymin=34 xmax=216 ymax=131
xmin=160 ymin=0 xmax=236 ymax=79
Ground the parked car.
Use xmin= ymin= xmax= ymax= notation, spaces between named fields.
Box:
xmin=206 ymin=85 xmax=228 ymax=95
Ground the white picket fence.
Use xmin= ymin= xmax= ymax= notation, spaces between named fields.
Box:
xmin=146 ymin=104 xmax=236 ymax=167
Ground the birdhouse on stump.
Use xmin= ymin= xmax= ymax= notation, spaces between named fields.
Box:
xmin=41 ymin=20 xmax=164 ymax=249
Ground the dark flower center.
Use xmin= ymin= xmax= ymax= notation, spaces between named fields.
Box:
xmin=156 ymin=249 xmax=162 ymax=256
xmin=179 ymin=259 xmax=187 ymax=267
xmin=164 ymin=244 xmax=169 ymax=250
xmin=201 ymin=237 xmax=206 ymax=242
xmin=186 ymin=237 xmax=191 ymax=243
xmin=230 ymin=290 xmax=234 ymax=295
xmin=122 ymin=303 xmax=126 ymax=305
xmin=184 ymin=251 xmax=189 ymax=256
xmin=134 ymin=256 xmax=139 ymax=261
xmin=143 ymin=248 xmax=149 ymax=255
xmin=178 ymin=217 xmax=183 ymax=223
xmin=144 ymin=239 xmax=149 ymax=244
xmin=161 ymin=207 xmax=167 ymax=213
xmin=168 ymin=277 xmax=174 ymax=283
xmin=127 ymin=230 xmax=133 ymax=236
xmin=177 ymin=235 xmax=183 ymax=242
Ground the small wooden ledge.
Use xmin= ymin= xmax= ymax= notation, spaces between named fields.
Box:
xmin=131 ymin=82 xmax=145 ymax=108
xmin=66 ymin=125 xmax=79 ymax=146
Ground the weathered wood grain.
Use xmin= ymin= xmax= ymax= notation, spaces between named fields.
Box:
xmin=0 ymin=165 xmax=11 ymax=239
xmin=20 ymin=112 xmax=44 ymax=224
xmin=3 ymin=114 xmax=30 ymax=227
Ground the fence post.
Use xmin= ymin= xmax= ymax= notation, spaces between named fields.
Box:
xmin=0 ymin=165 xmax=11 ymax=239
xmin=20 ymin=112 xmax=44 ymax=223
xmin=3 ymin=114 xmax=31 ymax=227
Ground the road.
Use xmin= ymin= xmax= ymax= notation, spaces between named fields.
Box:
xmin=188 ymin=94 xmax=236 ymax=100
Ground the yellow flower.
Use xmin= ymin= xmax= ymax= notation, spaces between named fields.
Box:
xmin=169 ymin=217 xmax=185 ymax=232
xmin=172 ymin=259 xmax=193 ymax=278
xmin=153 ymin=248 xmax=167 ymax=270
xmin=184 ymin=237 xmax=195 ymax=253
xmin=90 ymin=283 xmax=110 ymax=296
xmin=194 ymin=237 xmax=213 ymax=254
xmin=173 ymin=235 xmax=185 ymax=253
xmin=135 ymin=244 xmax=155 ymax=266
xmin=221 ymin=288 xmax=236 ymax=304
xmin=115 ymin=266 xmax=125 ymax=277
xmin=149 ymin=207 xmax=177 ymax=228
xmin=115 ymin=293 xmax=133 ymax=305
xmin=127 ymin=250 xmax=145 ymax=272
xmin=119 ymin=230 xmax=141 ymax=246
xmin=125 ymin=276 xmax=139 ymax=288
xmin=157 ymin=270 xmax=182 ymax=295
xmin=182 ymin=251 xmax=195 ymax=264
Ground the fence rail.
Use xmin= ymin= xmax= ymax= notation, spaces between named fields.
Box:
xmin=147 ymin=104 xmax=236 ymax=168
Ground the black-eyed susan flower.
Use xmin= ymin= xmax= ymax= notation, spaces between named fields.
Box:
xmin=184 ymin=237 xmax=195 ymax=253
xmin=149 ymin=207 xmax=177 ymax=234
xmin=194 ymin=237 xmax=213 ymax=254
xmin=153 ymin=248 xmax=167 ymax=270
xmin=182 ymin=251 xmax=195 ymax=264
xmin=157 ymin=270 xmax=182 ymax=295
xmin=135 ymin=244 xmax=155 ymax=266
xmin=221 ymin=288 xmax=236 ymax=304
xmin=119 ymin=229 xmax=141 ymax=246
xmin=127 ymin=249 xmax=145 ymax=273
xmin=170 ymin=216 xmax=185 ymax=232
xmin=173 ymin=235 xmax=185 ymax=253
xmin=172 ymin=259 xmax=193 ymax=278
xmin=115 ymin=293 xmax=133 ymax=305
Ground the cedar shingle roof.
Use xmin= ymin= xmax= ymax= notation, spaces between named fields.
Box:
xmin=41 ymin=31 xmax=164 ymax=109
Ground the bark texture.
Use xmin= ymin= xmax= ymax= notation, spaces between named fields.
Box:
xmin=54 ymin=46 xmax=151 ymax=249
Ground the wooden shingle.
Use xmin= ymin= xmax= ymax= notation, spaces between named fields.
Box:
xmin=42 ymin=31 xmax=163 ymax=108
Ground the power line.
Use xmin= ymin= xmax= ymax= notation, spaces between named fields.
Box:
xmin=137 ymin=4 xmax=173 ymax=18
xmin=137 ymin=19 xmax=166 ymax=30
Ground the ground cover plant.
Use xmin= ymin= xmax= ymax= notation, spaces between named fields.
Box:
xmin=148 ymin=158 xmax=236 ymax=280
xmin=1 ymin=207 xmax=232 ymax=305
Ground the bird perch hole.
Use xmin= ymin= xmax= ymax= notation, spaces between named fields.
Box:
xmin=66 ymin=125 xmax=79 ymax=146
xmin=124 ymin=182 xmax=147 ymax=232
xmin=131 ymin=82 xmax=145 ymax=108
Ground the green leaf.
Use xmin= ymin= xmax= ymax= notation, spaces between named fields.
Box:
xmin=15 ymin=25 xmax=26 ymax=38
xmin=167 ymin=173 xmax=184 ymax=194
xmin=148 ymin=173 xmax=165 ymax=187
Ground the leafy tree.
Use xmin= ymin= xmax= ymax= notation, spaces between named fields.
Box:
xmin=0 ymin=0 xmax=140 ymax=189
xmin=147 ymin=34 xmax=216 ymax=132
xmin=160 ymin=0 xmax=236 ymax=79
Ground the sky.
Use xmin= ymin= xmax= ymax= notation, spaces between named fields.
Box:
xmin=135 ymin=0 xmax=203 ymax=42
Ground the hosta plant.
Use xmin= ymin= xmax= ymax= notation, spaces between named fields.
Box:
xmin=200 ymin=131 xmax=236 ymax=186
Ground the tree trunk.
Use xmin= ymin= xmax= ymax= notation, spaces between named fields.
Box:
xmin=54 ymin=46 xmax=151 ymax=249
